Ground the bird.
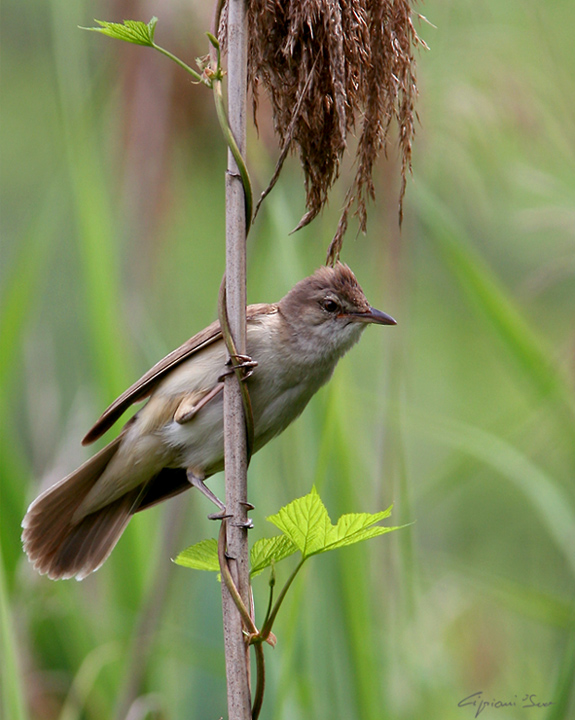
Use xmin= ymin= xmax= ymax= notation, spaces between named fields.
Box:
xmin=22 ymin=263 xmax=396 ymax=580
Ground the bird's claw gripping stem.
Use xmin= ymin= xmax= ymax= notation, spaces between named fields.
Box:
xmin=218 ymin=354 xmax=258 ymax=382
xmin=234 ymin=517 xmax=254 ymax=529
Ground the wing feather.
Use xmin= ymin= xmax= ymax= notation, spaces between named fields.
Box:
xmin=82 ymin=303 xmax=275 ymax=445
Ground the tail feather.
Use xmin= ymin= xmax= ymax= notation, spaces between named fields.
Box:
xmin=22 ymin=437 xmax=141 ymax=580
xmin=42 ymin=490 xmax=141 ymax=579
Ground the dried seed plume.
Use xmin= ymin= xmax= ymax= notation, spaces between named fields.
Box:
xmin=220 ymin=0 xmax=423 ymax=263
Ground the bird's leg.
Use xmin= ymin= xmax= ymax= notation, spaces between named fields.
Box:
xmin=186 ymin=471 xmax=254 ymax=526
xmin=186 ymin=469 xmax=230 ymax=520
xmin=218 ymin=354 xmax=258 ymax=382
xmin=175 ymin=384 xmax=224 ymax=425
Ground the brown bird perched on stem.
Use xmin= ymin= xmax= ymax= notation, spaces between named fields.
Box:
xmin=22 ymin=264 xmax=396 ymax=580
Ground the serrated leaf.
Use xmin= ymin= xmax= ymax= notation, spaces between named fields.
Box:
xmin=323 ymin=509 xmax=398 ymax=550
xmin=267 ymin=486 xmax=331 ymax=557
xmin=322 ymin=521 xmax=400 ymax=552
xmin=173 ymin=538 xmax=219 ymax=572
xmin=82 ymin=18 xmax=157 ymax=47
xmin=175 ymin=492 xmax=398 ymax=574
xmin=250 ymin=535 xmax=298 ymax=577
xmin=267 ymin=487 xmax=399 ymax=560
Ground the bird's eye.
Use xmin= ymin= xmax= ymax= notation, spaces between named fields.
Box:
xmin=322 ymin=298 xmax=340 ymax=313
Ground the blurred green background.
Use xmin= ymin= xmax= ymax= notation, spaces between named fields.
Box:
xmin=2 ymin=0 xmax=575 ymax=718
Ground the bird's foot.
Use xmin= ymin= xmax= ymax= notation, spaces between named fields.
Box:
xmin=218 ymin=354 xmax=258 ymax=382
xmin=236 ymin=501 xmax=254 ymax=528
xmin=234 ymin=517 xmax=254 ymax=529
xmin=187 ymin=471 xmax=254 ymax=525
xmin=208 ymin=509 xmax=233 ymax=521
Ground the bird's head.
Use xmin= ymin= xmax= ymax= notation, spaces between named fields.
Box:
xmin=278 ymin=263 xmax=396 ymax=359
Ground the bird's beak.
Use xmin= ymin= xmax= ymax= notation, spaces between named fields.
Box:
xmin=347 ymin=307 xmax=397 ymax=325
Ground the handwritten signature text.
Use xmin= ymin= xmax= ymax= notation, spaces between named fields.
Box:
xmin=458 ymin=691 xmax=554 ymax=718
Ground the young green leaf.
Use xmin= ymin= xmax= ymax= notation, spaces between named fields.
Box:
xmin=321 ymin=510 xmax=398 ymax=552
xmin=175 ymin=489 xmax=399 ymax=577
xmin=174 ymin=538 xmax=219 ymax=572
xmin=267 ymin=487 xmax=399 ymax=560
xmin=81 ymin=18 xmax=158 ymax=47
xmin=175 ymin=535 xmax=298 ymax=577
xmin=266 ymin=486 xmax=331 ymax=557
xmin=250 ymin=535 xmax=298 ymax=577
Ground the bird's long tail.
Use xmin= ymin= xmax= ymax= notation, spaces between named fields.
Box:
xmin=21 ymin=437 xmax=143 ymax=580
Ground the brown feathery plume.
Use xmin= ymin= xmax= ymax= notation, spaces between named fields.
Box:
xmin=219 ymin=0 xmax=423 ymax=264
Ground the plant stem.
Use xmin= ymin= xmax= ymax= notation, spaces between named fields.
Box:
xmin=260 ymin=558 xmax=306 ymax=640
xmin=261 ymin=566 xmax=276 ymax=631
xmin=213 ymin=82 xmax=253 ymax=229
xmin=218 ymin=278 xmax=255 ymax=458
xmin=151 ymin=43 xmax=207 ymax=84
xmin=251 ymin=642 xmax=266 ymax=720
xmin=218 ymin=520 xmax=258 ymax=637
xmin=220 ymin=0 xmax=252 ymax=718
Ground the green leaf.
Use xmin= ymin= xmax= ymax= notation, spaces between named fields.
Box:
xmin=205 ymin=32 xmax=219 ymax=51
xmin=174 ymin=535 xmax=298 ymax=576
xmin=250 ymin=535 xmax=298 ymax=577
xmin=147 ymin=16 xmax=158 ymax=42
xmin=175 ymin=491 xmax=399 ymax=574
xmin=324 ymin=509 xmax=397 ymax=552
xmin=81 ymin=18 xmax=158 ymax=47
xmin=174 ymin=539 xmax=219 ymax=572
xmin=267 ymin=486 xmax=331 ymax=557
xmin=267 ymin=487 xmax=399 ymax=560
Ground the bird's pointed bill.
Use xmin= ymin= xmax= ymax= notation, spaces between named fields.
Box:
xmin=347 ymin=307 xmax=397 ymax=325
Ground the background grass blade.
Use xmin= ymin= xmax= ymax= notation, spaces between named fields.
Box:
xmin=0 ymin=538 xmax=28 ymax=720
xmin=414 ymin=412 xmax=575 ymax=577
xmin=416 ymin=183 xmax=575 ymax=430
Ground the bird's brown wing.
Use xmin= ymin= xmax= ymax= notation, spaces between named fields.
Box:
xmin=82 ymin=303 xmax=275 ymax=445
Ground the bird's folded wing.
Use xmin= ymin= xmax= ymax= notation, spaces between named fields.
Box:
xmin=82 ymin=303 xmax=275 ymax=445
xmin=82 ymin=318 xmax=223 ymax=445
